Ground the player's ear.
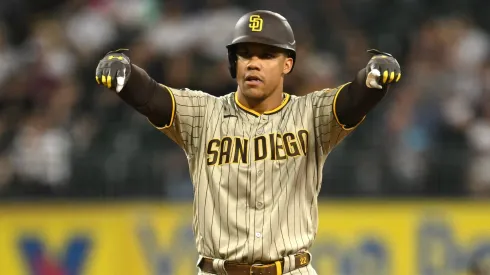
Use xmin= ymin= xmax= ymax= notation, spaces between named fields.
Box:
xmin=283 ymin=56 xmax=293 ymax=75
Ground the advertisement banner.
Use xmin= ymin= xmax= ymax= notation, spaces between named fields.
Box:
xmin=0 ymin=201 xmax=489 ymax=275
xmin=0 ymin=203 xmax=197 ymax=275
xmin=312 ymin=201 xmax=490 ymax=275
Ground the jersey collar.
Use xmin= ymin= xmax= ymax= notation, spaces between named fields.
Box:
xmin=234 ymin=92 xmax=290 ymax=117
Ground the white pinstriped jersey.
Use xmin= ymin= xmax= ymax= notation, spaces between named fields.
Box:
xmin=151 ymin=83 xmax=360 ymax=264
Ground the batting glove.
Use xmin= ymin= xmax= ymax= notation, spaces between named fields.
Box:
xmin=95 ymin=49 xmax=131 ymax=93
xmin=365 ymin=49 xmax=401 ymax=89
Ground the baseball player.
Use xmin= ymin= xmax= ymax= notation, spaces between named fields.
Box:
xmin=95 ymin=10 xmax=401 ymax=275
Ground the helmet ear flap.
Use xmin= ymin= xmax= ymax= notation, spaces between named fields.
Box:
xmin=228 ymin=50 xmax=237 ymax=79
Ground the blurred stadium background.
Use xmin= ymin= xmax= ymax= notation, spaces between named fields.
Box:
xmin=1 ymin=0 xmax=490 ymax=274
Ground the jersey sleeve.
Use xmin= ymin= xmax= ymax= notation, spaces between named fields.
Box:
xmin=309 ymin=82 xmax=365 ymax=154
xmin=149 ymin=85 xmax=214 ymax=154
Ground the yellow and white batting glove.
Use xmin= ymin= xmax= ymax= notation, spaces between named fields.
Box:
xmin=95 ymin=49 xmax=131 ymax=93
xmin=365 ymin=49 xmax=401 ymax=89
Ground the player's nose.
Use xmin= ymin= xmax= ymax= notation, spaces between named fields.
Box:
xmin=247 ymin=56 xmax=262 ymax=71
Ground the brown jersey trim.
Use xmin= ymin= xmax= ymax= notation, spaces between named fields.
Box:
xmin=148 ymin=84 xmax=176 ymax=129
xmin=332 ymin=82 xmax=365 ymax=130
xmin=235 ymin=91 xmax=260 ymax=116
xmin=234 ymin=92 xmax=290 ymax=117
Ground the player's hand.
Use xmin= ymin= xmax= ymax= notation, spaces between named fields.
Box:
xmin=365 ymin=49 xmax=401 ymax=89
xmin=95 ymin=49 xmax=132 ymax=93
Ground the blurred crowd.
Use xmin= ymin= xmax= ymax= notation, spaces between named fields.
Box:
xmin=1 ymin=0 xmax=490 ymax=200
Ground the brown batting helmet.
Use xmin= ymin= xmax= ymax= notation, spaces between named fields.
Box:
xmin=226 ymin=10 xmax=297 ymax=78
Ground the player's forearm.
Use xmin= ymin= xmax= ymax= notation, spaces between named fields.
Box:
xmin=335 ymin=68 xmax=388 ymax=127
xmin=118 ymin=64 xmax=173 ymax=127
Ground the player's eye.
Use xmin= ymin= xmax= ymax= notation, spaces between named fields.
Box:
xmin=261 ymin=53 xmax=276 ymax=59
xmin=237 ymin=51 xmax=251 ymax=59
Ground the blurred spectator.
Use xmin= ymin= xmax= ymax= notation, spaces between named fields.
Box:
xmin=0 ymin=22 xmax=16 ymax=87
xmin=9 ymin=109 xmax=72 ymax=195
xmin=466 ymin=61 xmax=490 ymax=197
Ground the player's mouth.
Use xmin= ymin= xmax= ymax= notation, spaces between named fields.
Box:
xmin=244 ymin=75 xmax=263 ymax=86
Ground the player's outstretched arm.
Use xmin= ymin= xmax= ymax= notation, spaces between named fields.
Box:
xmin=335 ymin=49 xmax=401 ymax=128
xmin=95 ymin=49 xmax=173 ymax=127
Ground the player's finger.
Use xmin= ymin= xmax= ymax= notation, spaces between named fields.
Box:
xmin=370 ymin=63 xmax=380 ymax=76
xmin=388 ymin=70 xmax=395 ymax=83
xmin=102 ymin=68 xmax=112 ymax=88
xmin=107 ymin=75 xmax=112 ymax=89
xmin=382 ymin=70 xmax=389 ymax=84
xmin=95 ymin=68 xmax=103 ymax=85
xmin=370 ymin=63 xmax=379 ymax=73
xmin=393 ymin=66 xmax=401 ymax=83
xmin=112 ymin=68 xmax=120 ymax=90
xmin=370 ymin=68 xmax=381 ymax=79
xmin=366 ymin=69 xmax=382 ymax=89
xmin=116 ymin=68 xmax=126 ymax=93
xmin=107 ymin=68 xmax=118 ymax=89
xmin=395 ymin=73 xmax=402 ymax=82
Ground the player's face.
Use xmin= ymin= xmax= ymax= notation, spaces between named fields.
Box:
xmin=235 ymin=43 xmax=293 ymax=100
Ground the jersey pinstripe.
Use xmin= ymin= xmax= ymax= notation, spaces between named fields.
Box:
xmin=151 ymin=83 xmax=360 ymax=264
